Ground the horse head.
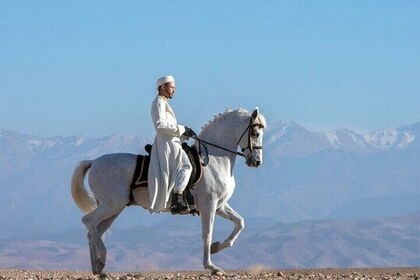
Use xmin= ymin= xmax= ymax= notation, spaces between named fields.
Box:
xmin=237 ymin=107 xmax=266 ymax=167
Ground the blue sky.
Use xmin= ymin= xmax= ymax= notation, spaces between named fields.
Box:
xmin=1 ymin=1 xmax=419 ymax=137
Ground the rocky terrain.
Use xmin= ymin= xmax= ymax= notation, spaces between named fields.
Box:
xmin=0 ymin=268 xmax=419 ymax=280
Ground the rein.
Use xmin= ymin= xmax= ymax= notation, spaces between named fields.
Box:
xmin=192 ymin=134 xmax=245 ymax=158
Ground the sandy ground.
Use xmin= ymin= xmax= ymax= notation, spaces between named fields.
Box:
xmin=0 ymin=268 xmax=419 ymax=280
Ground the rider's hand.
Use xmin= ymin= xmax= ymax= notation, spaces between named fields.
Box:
xmin=183 ymin=127 xmax=195 ymax=137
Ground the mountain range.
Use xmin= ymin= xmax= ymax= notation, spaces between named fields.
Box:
xmin=0 ymin=121 xmax=419 ymax=270
xmin=1 ymin=212 xmax=419 ymax=271
xmin=235 ymin=121 xmax=420 ymax=222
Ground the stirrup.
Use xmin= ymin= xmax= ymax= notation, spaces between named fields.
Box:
xmin=170 ymin=202 xmax=189 ymax=215
xmin=170 ymin=194 xmax=189 ymax=215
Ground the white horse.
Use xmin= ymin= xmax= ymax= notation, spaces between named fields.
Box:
xmin=71 ymin=108 xmax=266 ymax=276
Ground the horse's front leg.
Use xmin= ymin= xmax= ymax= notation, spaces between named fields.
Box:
xmin=200 ymin=200 xmax=225 ymax=275
xmin=211 ymin=202 xmax=244 ymax=254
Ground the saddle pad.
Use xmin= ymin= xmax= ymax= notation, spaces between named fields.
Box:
xmin=130 ymin=155 xmax=150 ymax=189
xmin=128 ymin=144 xmax=203 ymax=204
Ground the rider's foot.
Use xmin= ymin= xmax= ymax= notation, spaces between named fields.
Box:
xmin=170 ymin=193 xmax=189 ymax=215
xmin=185 ymin=192 xmax=196 ymax=210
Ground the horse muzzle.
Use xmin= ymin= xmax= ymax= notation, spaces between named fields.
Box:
xmin=246 ymin=158 xmax=262 ymax=168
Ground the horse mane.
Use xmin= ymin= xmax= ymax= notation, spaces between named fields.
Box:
xmin=200 ymin=108 xmax=248 ymax=133
xmin=200 ymin=108 xmax=266 ymax=136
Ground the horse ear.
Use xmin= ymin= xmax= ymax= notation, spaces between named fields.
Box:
xmin=252 ymin=107 xmax=259 ymax=119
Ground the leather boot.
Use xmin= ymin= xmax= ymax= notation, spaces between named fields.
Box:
xmin=170 ymin=193 xmax=189 ymax=215
xmin=185 ymin=192 xmax=196 ymax=210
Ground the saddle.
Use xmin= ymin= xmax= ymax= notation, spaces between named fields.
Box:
xmin=128 ymin=143 xmax=203 ymax=204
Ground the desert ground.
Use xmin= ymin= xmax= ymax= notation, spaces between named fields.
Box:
xmin=0 ymin=267 xmax=419 ymax=280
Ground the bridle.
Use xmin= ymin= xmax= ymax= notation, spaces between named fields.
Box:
xmin=237 ymin=117 xmax=264 ymax=155
xmin=191 ymin=117 xmax=263 ymax=162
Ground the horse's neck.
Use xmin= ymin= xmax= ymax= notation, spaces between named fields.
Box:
xmin=198 ymin=113 xmax=246 ymax=169
xmin=199 ymin=123 xmax=236 ymax=155
xmin=196 ymin=134 xmax=237 ymax=175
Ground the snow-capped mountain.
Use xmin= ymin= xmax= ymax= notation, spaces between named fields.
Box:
xmin=364 ymin=123 xmax=420 ymax=150
xmin=1 ymin=122 xmax=420 ymax=270
xmin=265 ymin=121 xmax=420 ymax=159
xmin=266 ymin=121 xmax=332 ymax=157
xmin=235 ymin=121 xmax=420 ymax=223
xmin=0 ymin=121 xmax=419 ymax=234
xmin=0 ymin=130 xmax=151 ymax=235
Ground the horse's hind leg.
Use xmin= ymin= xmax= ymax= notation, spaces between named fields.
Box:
xmin=87 ymin=212 xmax=122 ymax=275
xmin=211 ymin=203 xmax=244 ymax=254
xmin=82 ymin=202 xmax=125 ymax=275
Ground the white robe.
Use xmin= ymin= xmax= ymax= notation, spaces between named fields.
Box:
xmin=148 ymin=95 xmax=186 ymax=212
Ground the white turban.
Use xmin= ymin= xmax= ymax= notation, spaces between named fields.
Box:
xmin=156 ymin=75 xmax=175 ymax=87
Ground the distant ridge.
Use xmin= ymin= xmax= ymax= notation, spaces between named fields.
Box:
xmin=1 ymin=120 xmax=420 ymax=232
xmin=1 ymin=212 xmax=419 ymax=271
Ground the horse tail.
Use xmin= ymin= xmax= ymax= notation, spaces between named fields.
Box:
xmin=71 ymin=160 xmax=97 ymax=214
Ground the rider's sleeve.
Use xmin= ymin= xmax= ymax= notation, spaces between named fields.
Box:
xmin=152 ymin=99 xmax=184 ymax=137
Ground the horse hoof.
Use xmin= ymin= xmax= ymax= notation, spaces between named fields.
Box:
xmin=93 ymin=260 xmax=106 ymax=275
xmin=210 ymin=241 xmax=221 ymax=254
xmin=211 ymin=268 xmax=226 ymax=276
xmin=99 ymin=271 xmax=112 ymax=279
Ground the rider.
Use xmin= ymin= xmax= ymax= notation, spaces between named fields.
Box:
xmin=148 ymin=75 xmax=194 ymax=215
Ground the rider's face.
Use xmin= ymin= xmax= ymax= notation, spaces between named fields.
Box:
xmin=162 ymin=82 xmax=176 ymax=99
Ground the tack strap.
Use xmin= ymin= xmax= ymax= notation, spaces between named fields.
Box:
xmin=192 ymin=134 xmax=245 ymax=157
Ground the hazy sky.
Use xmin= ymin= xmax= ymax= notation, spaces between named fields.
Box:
xmin=1 ymin=1 xmax=419 ymax=137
